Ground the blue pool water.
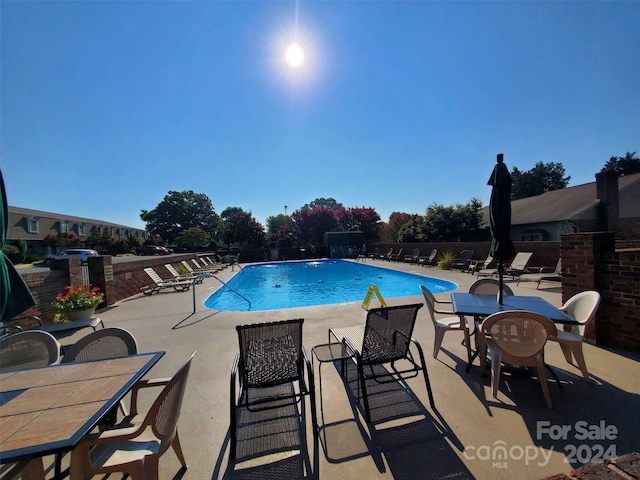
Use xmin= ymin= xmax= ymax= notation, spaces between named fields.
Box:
xmin=204 ymin=259 xmax=457 ymax=312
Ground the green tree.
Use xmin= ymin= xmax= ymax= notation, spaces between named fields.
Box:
xmin=397 ymin=214 xmax=427 ymax=243
xmin=85 ymin=231 xmax=115 ymax=251
xmin=265 ymin=214 xmax=287 ymax=247
xmin=421 ymin=199 xmax=483 ymax=241
xmin=221 ymin=209 xmax=265 ymax=249
xmin=600 ymin=152 xmax=640 ymax=176
xmin=140 ymin=190 xmax=221 ymax=243
xmin=302 ymin=198 xmax=344 ymax=211
xmin=511 ymin=162 xmax=570 ymax=200
xmin=266 ymin=214 xmax=287 ymax=235
xmin=42 ymin=232 xmax=82 ymax=249
xmin=176 ymin=227 xmax=212 ymax=251
xmin=112 ymin=234 xmax=142 ymax=255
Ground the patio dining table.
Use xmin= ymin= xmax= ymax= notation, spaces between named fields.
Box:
xmin=451 ymin=293 xmax=578 ymax=372
xmin=0 ymin=351 xmax=164 ymax=479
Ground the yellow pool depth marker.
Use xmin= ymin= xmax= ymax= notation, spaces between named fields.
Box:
xmin=362 ymin=283 xmax=387 ymax=310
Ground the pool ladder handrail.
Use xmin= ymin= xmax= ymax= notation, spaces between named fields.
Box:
xmin=211 ymin=274 xmax=252 ymax=310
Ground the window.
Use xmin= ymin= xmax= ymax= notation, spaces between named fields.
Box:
xmin=60 ymin=221 xmax=69 ymax=233
xmin=78 ymin=224 xmax=85 ymax=237
xmin=27 ymin=217 xmax=39 ymax=234
xmin=519 ymin=229 xmax=549 ymax=242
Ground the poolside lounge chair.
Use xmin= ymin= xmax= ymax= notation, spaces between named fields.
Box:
xmin=405 ymin=248 xmax=421 ymax=264
xmin=468 ymin=255 xmax=493 ymax=275
xmin=418 ymin=248 xmax=438 ymax=267
xmin=165 ymin=263 xmax=202 ymax=283
xmin=368 ymin=247 xmax=379 ymax=261
xmin=329 ymin=303 xmax=434 ymax=422
xmin=504 ymin=252 xmax=534 ymax=279
xmin=141 ymin=267 xmax=191 ymax=295
xmin=388 ymin=248 xmax=403 ymax=262
xmin=203 ymin=255 xmax=226 ymax=270
xmin=517 ymin=259 xmax=562 ymax=288
xmin=450 ymin=250 xmax=474 ymax=271
xmin=192 ymin=258 xmax=221 ymax=272
xmin=378 ymin=248 xmax=392 ymax=260
xmin=181 ymin=260 xmax=216 ymax=275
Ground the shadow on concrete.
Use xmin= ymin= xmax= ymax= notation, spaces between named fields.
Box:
xmin=336 ymin=360 xmax=475 ymax=479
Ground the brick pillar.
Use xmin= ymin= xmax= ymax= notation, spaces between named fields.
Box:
xmin=560 ymin=232 xmax=615 ymax=343
xmin=50 ymin=257 xmax=83 ymax=287
xmin=87 ymin=255 xmax=114 ymax=307
xmin=595 ymin=170 xmax=619 ymax=233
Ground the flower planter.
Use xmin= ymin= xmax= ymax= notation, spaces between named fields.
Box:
xmin=66 ymin=307 xmax=96 ymax=322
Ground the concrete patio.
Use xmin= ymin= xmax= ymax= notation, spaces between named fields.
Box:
xmin=43 ymin=259 xmax=640 ymax=480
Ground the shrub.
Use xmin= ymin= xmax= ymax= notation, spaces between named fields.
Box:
xmin=437 ymin=251 xmax=456 ymax=270
xmin=25 ymin=252 xmax=43 ymax=263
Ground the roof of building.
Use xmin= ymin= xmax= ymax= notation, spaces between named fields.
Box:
xmin=8 ymin=206 xmax=143 ymax=230
xmin=480 ymin=172 xmax=640 ymax=227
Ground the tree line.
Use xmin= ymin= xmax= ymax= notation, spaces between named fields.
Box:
xmin=37 ymin=152 xmax=639 ymax=253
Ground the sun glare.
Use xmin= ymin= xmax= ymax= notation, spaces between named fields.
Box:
xmin=285 ymin=42 xmax=305 ymax=69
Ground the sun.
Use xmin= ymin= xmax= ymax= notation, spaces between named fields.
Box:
xmin=285 ymin=42 xmax=305 ymax=69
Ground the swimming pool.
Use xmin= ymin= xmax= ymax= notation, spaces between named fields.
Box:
xmin=204 ymin=259 xmax=457 ymax=312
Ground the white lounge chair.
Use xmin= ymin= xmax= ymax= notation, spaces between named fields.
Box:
xmin=141 ymin=268 xmax=191 ymax=296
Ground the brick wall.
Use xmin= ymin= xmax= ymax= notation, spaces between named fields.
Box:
xmin=14 ymin=253 xmax=201 ymax=325
xmin=561 ymin=233 xmax=640 ymax=352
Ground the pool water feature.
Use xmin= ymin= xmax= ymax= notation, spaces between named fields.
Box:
xmin=204 ymin=259 xmax=457 ymax=312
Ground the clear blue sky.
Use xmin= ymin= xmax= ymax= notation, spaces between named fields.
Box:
xmin=2 ymin=1 xmax=638 ymax=231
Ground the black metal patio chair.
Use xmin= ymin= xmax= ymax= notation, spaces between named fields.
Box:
xmin=230 ymin=318 xmax=316 ymax=460
xmin=329 ymin=303 xmax=435 ymax=422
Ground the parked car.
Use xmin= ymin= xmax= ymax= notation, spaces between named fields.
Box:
xmin=44 ymin=248 xmax=99 ymax=266
xmin=138 ymin=245 xmax=171 ymax=256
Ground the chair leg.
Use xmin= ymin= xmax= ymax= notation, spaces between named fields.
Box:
xmin=4 ymin=459 xmax=45 ymax=480
xmin=489 ymin=348 xmax=502 ymax=400
xmin=433 ymin=327 xmax=447 ymax=358
xmin=566 ymin=341 xmax=591 ymax=382
xmin=358 ymin=360 xmax=371 ymax=422
xmin=171 ymin=431 xmax=188 ymax=468
xmin=143 ymin=456 xmax=160 ymax=480
xmin=413 ymin=340 xmax=436 ymax=410
xmin=535 ymin=358 xmax=553 ymax=409
xmin=462 ymin=326 xmax=472 ymax=366
xmin=559 ymin=342 xmax=574 ymax=364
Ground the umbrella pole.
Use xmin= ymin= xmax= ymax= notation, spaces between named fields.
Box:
xmin=497 ymin=260 xmax=504 ymax=305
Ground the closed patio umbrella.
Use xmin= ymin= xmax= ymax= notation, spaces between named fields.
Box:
xmin=1 ymin=169 xmax=36 ymax=322
xmin=487 ymin=154 xmax=516 ymax=304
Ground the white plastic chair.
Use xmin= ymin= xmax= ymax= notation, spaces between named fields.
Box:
xmin=549 ymin=290 xmax=601 ymax=381
xmin=420 ymin=286 xmax=470 ymax=361
xmin=481 ymin=311 xmax=557 ymax=409
xmin=70 ymin=352 xmax=196 ymax=480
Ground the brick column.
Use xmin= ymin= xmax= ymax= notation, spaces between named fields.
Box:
xmin=50 ymin=257 xmax=83 ymax=287
xmin=87 ymin=255 xmax=114 ymax=307
xmin=560 ymin=232 xmax=615 ymax=343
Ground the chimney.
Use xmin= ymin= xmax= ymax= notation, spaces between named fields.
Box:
xmin=595 ymin=170 xmax=619 ymax=233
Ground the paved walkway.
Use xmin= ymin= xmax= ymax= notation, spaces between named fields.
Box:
xmin=45 ymin=259 xmax=640 ymax=480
